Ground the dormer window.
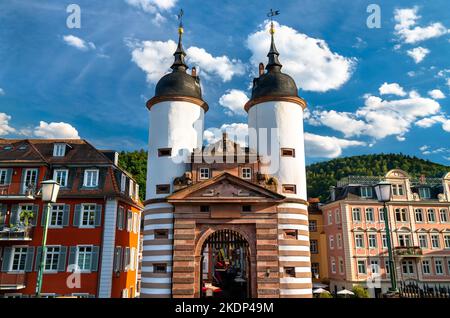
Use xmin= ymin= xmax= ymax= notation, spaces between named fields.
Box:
xmin=83 ymin=169 xmax=99 ymax=188
xmin=53 ymin=143 xmax=67 ymax=157
xmin=199 ymin=168 xmax=210 ymax=180
xmin=418 ymin=187 xmax=431 ymax=199
xmin=360 ymin=186 xmax=373 ymax=198
xmin=392 ymin=184 xmax=404 ymax=196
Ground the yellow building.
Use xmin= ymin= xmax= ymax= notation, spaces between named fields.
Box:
xmin=308 ymin=198 xmax=329 ymax=286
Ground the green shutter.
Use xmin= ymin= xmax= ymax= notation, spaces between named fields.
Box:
xmin=68 ymin=247 xmax=77 ymax=270
xmin=63 ymin=205 xmax=70 ymax=227
xmin=0 ymin=204 xmax=7 ymax=226
xmin=98 ymin=168 xmax=107 ymax=189
xmin=41 ymin=204 xmax=50 ymax=227
xmin=73 ymin=205 xmax=81 ymax=227
xmin=95 ymin=204 xmax=102 ymax=227
xmin=19 ymin=169 xmax=26 ymax=194
xmin=25 ymin=247 xmax=35 ymax=272
xmin=10 ymin=204 xmax=19 ymax=226
xmin=31 ymin=205 xmax=39 ymax=226
xmin=5 ymin=168 xmax=13 ymax=184
xmin=35 ymin=247 xmax=43 ymax=271
xmin=1 ymin=247 xmax=12 ymax=272
xmin=118 ymin=247 xmax=123 ymax=272
xmin=91 ymin=246 xmax=100 ymax=272
xmin=58 ymin=246 xmax=67 ymax=272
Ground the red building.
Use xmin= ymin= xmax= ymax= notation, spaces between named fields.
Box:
xmin=0 ymin=139 xmax=143 ymax=298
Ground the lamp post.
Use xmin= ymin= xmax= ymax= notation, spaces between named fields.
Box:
xmin=35 ymin=180 xmax=60 ymax=297
xmin=374 ymin=181 xmax=397 ymax=293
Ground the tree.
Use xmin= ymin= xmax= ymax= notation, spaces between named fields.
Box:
xmin=352 ymin=285 xmax=370 ymax=298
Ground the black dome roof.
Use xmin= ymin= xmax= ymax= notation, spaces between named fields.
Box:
xmin=251 ymin=70 xmax=298 ymax=100
xmin=155 ymin=70 xmax=202 ymax=99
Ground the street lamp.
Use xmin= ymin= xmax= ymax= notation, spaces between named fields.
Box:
xmin=374 ymin=181 xmax=397 ymax=293
xmin=35 ymin=180 xmax=60 ymax=297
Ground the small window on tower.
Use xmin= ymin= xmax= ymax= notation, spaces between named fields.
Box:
xmin=282 ymin=184 xmax=297 ymax=194
xmin=153 ymin=263 xmax=167 ymax=273
xmin=284 ymin=229 xmax=298 ymax=240
xmin=158 ymin=148 xmax=172 ymax=157
xmin=242 ymin=205 xmax=252 ymax=212
xmin=199 ymin=168 xmax=210 ymax=180
xmin=284 ymin=267 xmax=296 ymax=278
xmin=156 ymin=184 xmax=170 ymax=194
xmin=281 ymin=148 xmax=295 ymax=157
xmin=154 ymin=229 xmax=168 ymax=239
xmin=200 ymin=205 xmax=210 ymax=213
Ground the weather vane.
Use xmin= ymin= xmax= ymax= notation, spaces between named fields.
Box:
xmin=267 ymin=9 xmax=280 ymax=34
xmin=177 ymin=9 xmax=184 ymax=35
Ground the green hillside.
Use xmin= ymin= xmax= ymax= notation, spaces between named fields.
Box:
xmin=118 ymin=151 xmax=449 ymax=202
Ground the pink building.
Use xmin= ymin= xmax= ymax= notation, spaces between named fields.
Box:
xmin=321 ymin=169 xmax=450 ymax=297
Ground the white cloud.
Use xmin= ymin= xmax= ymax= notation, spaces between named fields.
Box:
xmin=428 ymin=89 xmax=445 ymax=99
xmin=304 ymin=133 xmax=366 ymax=159
xmin=0 ymin=113 xmax=16 ymax=136
xmin=34 ymin=121 xmax=80 ymax=139
xmin=394 ymin=7 xmax=448 ymax=44
xmin=63 ymin=35 xmax=95 ymax=51
xmin=125 ymin=0 xmax=176 ymax=13
xmin=127 ymin=39 xmax=245 ymax=84
xmin=204 ymin=123 xmax=248 ymax=146
xmin=247 ymin=21 xmax=356 ymax=92
xmin=0 ymin=88 xmax=4 ymax=95
xmin=379 ymin=82 xmax=407 ymax=96
xmin=406 ymin=47 xmax=430 ymax=63
xmin=218 ymin=89 xmax=249 ymax=116
xmin=415 ymin=115 xmax=450 ymax=132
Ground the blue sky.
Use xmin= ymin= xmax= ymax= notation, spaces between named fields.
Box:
xmin=0 ymin=0 xmax=449 ymax=165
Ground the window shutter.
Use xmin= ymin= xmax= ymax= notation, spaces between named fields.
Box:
xmin=0 ymin=204 xmax=7 ymax=226
xmin=5 ymin=168 xmax=13 ymax=184
xmin=113 ymin=247 xmax=121 ymax=272
xmin=1 ymin=247 xmax=12 ymax=272
xmin=58 ymin=246 xmax=68 ymax=272
xmin=67 ymin=168 xmax=77 ymax=190
xmin=41 ymin=205 xmax=50 ymax=227
xmin=35 ymin=247 xmax=43 ymax=271
xmin=31 ymin=204 xmax=39 ymax=226
xmin=73 ymin=205 xmax=81 ymax=227
xmin=95 ymin=204 xmax=102 ymax=227
xmin=10 ymin=204 xmax=19 ymax=226
xmin=98 ymin=168 xmax=107 ymax=189
xmin=25 ymin=247 xmax=35 ymax=272
xmin=68 ymin=247 xmax=77 ymax=270
xmin=91 ymin=246 xmax=100 ymax=272
xmin=63 ymin=205 xmax=70 ymax=227
xmin=19 ymin=169 xmax=26 ymax=194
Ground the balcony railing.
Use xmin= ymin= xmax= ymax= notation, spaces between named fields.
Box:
xmin=0 ymin=182 xmax=37 ymax=199
xmin=0 ymin=273 xmax=26 ymax=290
xmin=394 ymin=246 xmax=422 ymax=257
xmin=0 ymin=226 xmax=34 ymax=241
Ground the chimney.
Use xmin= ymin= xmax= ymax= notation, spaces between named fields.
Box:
xmin=259 ymin=63 xmax=264 ymax=76
xmin=191 ymin=67 xmax=197 ymax=77
xmin=329 ymin=186 xmax=336 ymax=201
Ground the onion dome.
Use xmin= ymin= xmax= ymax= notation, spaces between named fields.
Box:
xmin=147 ymin=20 xmax=208 ymax=112
xmin=244 ymin=23 xmax=305 ymax=112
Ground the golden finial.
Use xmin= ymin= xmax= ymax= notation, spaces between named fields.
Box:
xmin=177 ymin=9 xmax=184 ymax=35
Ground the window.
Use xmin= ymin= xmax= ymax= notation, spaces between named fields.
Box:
xmin=156 ymin=184 xmax=170 ymax=194
xmin=284 ymin=267 xmax=296 ymax=278
xmin=360 ymin=186 xmax=373 ymax=198
xmin=331 ymin=258 xmax=336 ymax=274
xmin=120 ymin=174 xmax=127 ymax=193
xmin=49 ymin=204 xmax=65 ymax=227
xmin=281 ymin=148 xmax=295 ymax=157
xmin=422 ymin=260 xmax=431 ymax=275
xmin=366 ymin=208 xmax=374 ymax=222
xmin=439 ymin=209 xmax=448 ymax=223
xmin=339 ymin=258 xmax=344 ymax=274
xmin=328 ymin=211 xmax=332 ymax=225
xmin=368 ymin=234 xmax=377 ymax=248
xmin=398 ymin=234 xmax=412 ymax=247
xmin=114 ymin=247 xmax=122 ymax=272
xmin=44 ymin=246 xmax=60 ymax=272
xmin=199 ymin=168 xmax=210 ymax=180
xmin=53 ymin=169 xmax=68 ymax=187
xmin=81 ymin=204 xmax=96 ymax=228
xmin=444 ymin=235 xmax=450 ymax=249
xmin=395 ymin=208 xmax=407 ymax=222
xmin=392 ymin=184 xmax=404 ymax=196
xmin=311 ymin=263 xmax=319 ymax=277
xmin=357 ymin=260 xmax=366 ymax=274
xmin=427 ymin=209 xmax=436 ymax=222
xmin=241 ymin=168 xmax=252 ymax=180
xmin=23 ymin=169 xmax=38 ymax=193
xmin=431 ymin=234 xmax=440 ymax=248
xmin=200 ymin=205 xmax=210 ymax=213
xmin=370 ymin=260 xmax=379 ymax=274
xmin=154 ymin=229 xmax=168 ymax=239
xmin=352 ymin=208 xmax=361 ymax=222
xmin=337 ymin=234 xmax=342 ymax=249
xmin=0 ymin=169 xmax=9 ymax=185
xmin=329 ymin=235 xmax=334 ymax=249
xmin=415 ymin=209 xmax=423 ymax=222
xmin=385 ymin=260 xmax=390 ymax=274
xmin=309 ymin=220 xmax=317 ymax=232
xmin=419 ymin=235 xmax=428 ymax=248
xmin=10 ymin=247 xmax=28 ymax=271
xmin=418 ymin=187 xmax=431 ymax=199
xmin=379 ymin=208 xmax=385 ymax=222
xmin=282 ymin=184 xmax=296 ymax=194
xmin=117 ymin=206 xmax=124 ymax=230
xmin=126 ymin=211 xmax=133 ymax=232
xmin=284 ymin=229 xmax=297 ymax=240
xmin=382 ymin=234 xmax=387 ymax=248
xmin=53 ymin=144 xmax=66 ymax=157
xmin=355 ymin=234 xmax=364 ymax=248
xmin=124 ymin=248 xmax=130 ymax=271
xmin=77 ymin=246 xmax=93 ymax=271
xmin=402 ymin=260 xmax=414 ymax=274
xmin=129 ymin=180 xmax=134 ymax=198
xmin=83 ymin=169 xmax=99 ymax=188
xmin=435 ymin=260 xmax=444 ymax=275
xmin=335 ymin=210 xmax=341 ymax=224
xmin=310 ymin=240 xmax=318 ymax=254
xmin=242 ymin=205 xmax=252 ymax=212
xmin=153 ymin=263 xmax=167 ymax=273
xmin=158 ymin=148 xmax=172 ymax=157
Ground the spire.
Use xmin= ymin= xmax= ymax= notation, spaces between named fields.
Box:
xmin=266 ymin=9 xmax=282 ymax=72
xmin=171 ymin=9 xmax=188 ymax=72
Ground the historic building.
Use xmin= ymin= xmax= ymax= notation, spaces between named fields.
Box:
xmin=0 ymin=139 xmax=143 ymax=298
xmin=308 ymin=198 xmax=329 ymax=285
xmin=321 ymin=169 xmax=450 ymax=298
xmin=141 ymin=20 xmax=312 ymax=298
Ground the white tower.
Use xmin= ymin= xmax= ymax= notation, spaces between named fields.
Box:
xmin=142 ymin=20 xmax=208 ymax=298
xmin=245 ymin=21 xmax=311 ymax=298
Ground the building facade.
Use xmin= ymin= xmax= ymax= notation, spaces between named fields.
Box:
xmin=308 ymin=198 xmax=329 ymax=285
xmin=141 ymin=21 xmax=312 ymax=298
xmin=321 ymin=169 xmax=450 ymax=297
xmin=0 ymin=139 xmax=143 ymax=298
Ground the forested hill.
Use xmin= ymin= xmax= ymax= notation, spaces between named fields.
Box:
xmin=307 ymin=154 xmax=449 ymax=200
xmin=118 ymin=151 xmax=449 ymax=202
